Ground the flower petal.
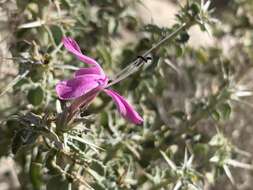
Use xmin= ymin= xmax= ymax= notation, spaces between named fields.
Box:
xmin=68 ymin=86 xmax=103 ymax=120
xmin=62 ymin=37 xmax=105 ymax=76
xmin=62 ymin=37 xmax=97 ymax=65
xmin=103 ymin=89 xmax=143 ymax=125
xmin=75 ymin=67 xmax=102 ymax=77
xmin=56 ymin=76 xmax=101 ymax=100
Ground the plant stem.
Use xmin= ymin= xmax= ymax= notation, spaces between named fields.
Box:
xmin=143 ymin=23 xmax=187 ymax=57
xmin=107 ymin=22 xmax=192 ymax=87
xmin=0 ymin=70 xmax=30 ymax=97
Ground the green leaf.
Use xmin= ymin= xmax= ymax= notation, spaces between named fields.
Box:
xmin=30 ymin=162 xmax=43 ymax=190
xmin=50 ymin=25 xmax=64 ymax=45
xmin=219 ymin=103 xmax=232 ymax=120
xmin=124 ymin=15 xmax=138 ymax=31
xmin=27 ymin=86 xmax=44 ymax=106
xmin=11 ymin=130 xmax=24 ymax=154
xmin=12 ymin=130 xmax=38 ymax=154
xmin=175 ymin=45 xmax=183 ymax=57
xmin=13 ymin=78 xmax=29 ymax=92
xmin=30 ymin=66 xmax=45 ymax=82
xmin=211 ymin=110 xmax=220 ymax=121
xmin=90 ymin=161 xmax=105 ymax=176
xmin=177 ymin=31 xmax=190 ymax=44
xmin=97 ymin=46 xmax=112 ymax=66
xmin=143 ymin=24 xmax=163 ymax=34
xmin=190 ymin=3 xmax=200 ymax=16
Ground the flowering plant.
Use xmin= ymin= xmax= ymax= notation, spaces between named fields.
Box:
xmin=1 ymin=0 xmax=253 ymax=190
xmin=56 ymin=37 xmax=143 ymax=125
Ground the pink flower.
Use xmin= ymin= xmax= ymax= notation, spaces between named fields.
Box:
xmin=56 ymin=37 xmax=143 ymax=125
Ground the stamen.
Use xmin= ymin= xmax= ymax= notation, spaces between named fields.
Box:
xmin=136 ymin=56 xmax=152 ymax=66
xmin=107 ymin=55 xmax=152 ymax=87
xmin=108 ymin=23 xmax=187 ymax=87
xmin=114 ymin=55 xmax=152 ymax=80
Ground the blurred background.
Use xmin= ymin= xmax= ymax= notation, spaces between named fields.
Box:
xmin=1 ymin=0 xmax=253 ymax=189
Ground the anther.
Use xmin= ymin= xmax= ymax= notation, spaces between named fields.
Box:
xmin=136 ymin=56 xmax=152 ymax=66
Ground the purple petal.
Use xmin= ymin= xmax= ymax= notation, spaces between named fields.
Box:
xmin=56 ymin=75 xmax=103 ymax=100
xmin=62 ymin=37 xmax=105 ymax=76
xmin=103 ymin=89 xmax=143 ymax=125
xmin=75 ymin=67 xmax=102 ymax=77
xmin=62 ymin=37 xmax=97 ymax=65
xmin=68 ymin=86 xmax=103 ymax=121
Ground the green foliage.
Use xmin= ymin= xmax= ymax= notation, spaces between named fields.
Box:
xmin=0 ymin=0 xmax=253 ymax=189
xmin=27 ymin=86 xmax=44 ymax=106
